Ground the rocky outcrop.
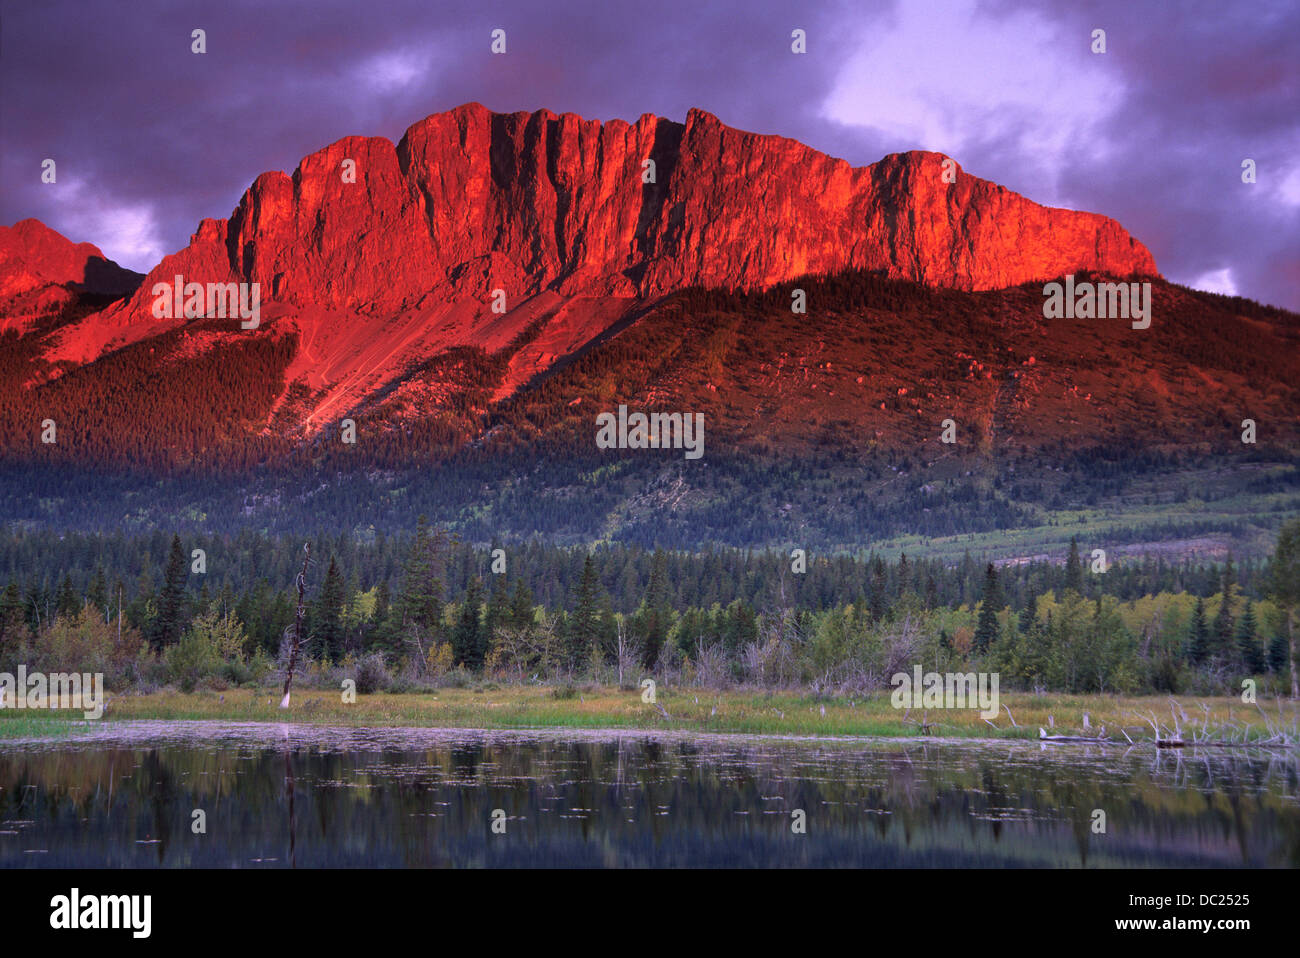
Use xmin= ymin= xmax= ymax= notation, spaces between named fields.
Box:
xmin=68 ymin=103 xmax=1156 ymax=322
xmin=0 ymin=219 xmax=141 ymax=328
xmin=20 ymin=103 xmax=1160 ymax=428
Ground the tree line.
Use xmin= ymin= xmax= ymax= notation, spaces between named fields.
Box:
xmin=0 ymin=519 xmax=1295 ymax=697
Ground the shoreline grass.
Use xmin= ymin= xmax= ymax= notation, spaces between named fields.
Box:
xmin=4 ymin=687 xmax=1294 ymax=745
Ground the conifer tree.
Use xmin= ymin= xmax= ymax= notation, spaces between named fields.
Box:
xmin=638 ymin=550 xmax=671 ymax=666
xmin=484 ymin=574 xmax=510 ymax=646
xmin=1018 ymin=593 xmax=1038 ymax=635
xmin=400 ymin=516 xmax=446 ymax=639
xmin=55 ymin=574 xmax=79 ymax=620
xmin=452 ymin=577 xmax=486 ymax=669
xmin=508 ymin=579 xmax=535 ymax=632
xmin=568 ymin=553 xmax=601 ymax=669
xmin=0 ymin=581 xmax=25 ymax=654
xmin=974 ymin=563 xmax=1002 ymax=653
xmin=1235 ymin=601 xmax=1261 ymax=674
xmin=315 ymin=555 xmax=345 ymax=662
xmin=1065 ymin=537 xmax=1084 ymax=594
xmin=87 ymin=566 xmax=109 ymax=618
xmin=1268 ymin=628 xmax=1290 ymax=675
xmin=370 ymin=580 xmax=397 ymax=654
xmin=154 ymin=535 xmax=189 ymax=648
xmin=867 ymin=555 xmax=887 ymax=621
xmin=924 ymin=572 xmax=938 ymax=611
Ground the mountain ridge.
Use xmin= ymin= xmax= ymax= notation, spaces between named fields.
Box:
xmin=10 ymin=104 xmax=1295 ymax=555
xmin=0 ymin=219 xmax=142 ymax=333
xmin=21 ymin=103 xmax=1157 ymax=431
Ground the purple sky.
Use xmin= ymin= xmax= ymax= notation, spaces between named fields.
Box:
xmin=3 ymin=0 xmax=1297 ymax=308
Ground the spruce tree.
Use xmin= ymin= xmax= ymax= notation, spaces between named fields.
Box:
xmin=371 ymin=580 xmax=396 ymax=654
xmin=315 ymin=555 xmax=345 ymax=662
xmin=924 ymin=572 xmax=938 ymax=611
xmin=400 ymin=516 xmax=446 ymax=639
xmin=1065 ymin=537 xmax=1084 ymax=594
xmin=638 ymin=550 xmax=671 ymax=666
xmin=154 ymin=535 xmax=189 ymax=648
xmin=452 ymin=577 xmax=485 ymax=669
xmin=484 ymin=574 xmax=510 ymax=647
xmin=55 ymin=574 xmax=79 ymax=620
xmin=508 ymin=579 xmax=535 ymax=632
xmin=1235 ymin=601 xmax=1261 ymax=674
xmin=596 ymin=593 xmax=618 ymax=660
xmin=0 ymin=581 xmax=25 ymax=654
xmin=568 ymin=553 xmax=601 ymax=669
xmin=452 ymin=574 xmax=483 ymax=665
xmin=867 ymin=555 xmax=887 ymax=621
xmin=87 ymin=566 xmax=109 ymax=618
xmin=974 ymin=563 xmax=1002 ymax=653
xmin=1268 ymin=629 xmax=1290 ymax=675
xmin=1018 ymin=593 xmax=1038 ymax=635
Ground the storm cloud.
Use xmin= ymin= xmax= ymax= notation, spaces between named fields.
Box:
xmin=3 ymin=0 xmax=1296 ymax=307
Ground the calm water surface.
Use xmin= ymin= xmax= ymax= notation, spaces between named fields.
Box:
xmin=2 ymin=721 xmax=1297 ymax=867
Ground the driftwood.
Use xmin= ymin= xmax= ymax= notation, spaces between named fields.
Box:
xmin=902 ymin=709 xmax=938 ymax=735
xmin=280 ymin=543 xmax=312 ymax=709
xmin=1038 ymin=727 xmax=1110 ymax=743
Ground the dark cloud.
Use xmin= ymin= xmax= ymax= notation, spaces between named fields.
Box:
xmin=2 ymin=0 xmax=1295 ymax=308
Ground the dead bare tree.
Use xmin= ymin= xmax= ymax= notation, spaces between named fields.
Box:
xmin=280 ymin=543 xmax=313 ymax=709
xmin=403 ymin=622 xmax=428 ymax=678
xmin=615 ymin=618 xmax=641 ymax=691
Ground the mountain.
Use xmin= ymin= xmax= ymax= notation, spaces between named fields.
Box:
xmin=2 ymin=104 xmax=1296 ymax=556
xmin=32 ymin=103 xmax=1154 ymax=430
xmin=0 ymin=219 xmax=142 ymax=332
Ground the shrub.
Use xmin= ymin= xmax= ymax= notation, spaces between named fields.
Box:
xmin=425 ymin=642 xmax=454 ymax=678
xmin=165 ymin=606 xmax=254 ymax=692
xmin=164 ymin=631 xmax=223 ymax=692
xmin=353 ymin=652 xmax=392 ymax=694
xmin=28 ymin=605 xmax=149 ymax=689
xmin=440 ymin=666 xmax=472 ymax=689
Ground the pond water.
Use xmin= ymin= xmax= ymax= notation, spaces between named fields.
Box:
xmin=1 ymin=722 xmax=1297 ymax=867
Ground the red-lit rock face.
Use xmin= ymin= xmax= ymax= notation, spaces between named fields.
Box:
xmin=0 ymin=218 xmax=141 ymax=308
xmin=18 ymin=104 xmax=1161 ymax=430
xmin=87 ymin=103 xmax=1157 ymax=318
xmin=0 ymin=219 xmax=143 ymax=335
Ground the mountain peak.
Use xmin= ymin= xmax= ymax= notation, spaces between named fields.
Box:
xmin=0 ymin=219 xmax=142 ymax=328
xmin=134 ymin=103 xmax=1162 ymax=304
xmin=38 ymin=104 xmax=1158 ymax=399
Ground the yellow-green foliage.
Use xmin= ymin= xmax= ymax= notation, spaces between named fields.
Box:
xmin=164 ymin=606 xmax=264 ymax=692
xmin=22 ymin=605 xmax=147 ymax=687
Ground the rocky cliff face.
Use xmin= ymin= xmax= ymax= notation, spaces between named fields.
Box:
xmin=22 ymin=104 xmax=1160 ymax=429
xmin=0 ymin=219 xmax=141 ymax=329
xmin=54 ymin=103 xmax=1155 ymax=332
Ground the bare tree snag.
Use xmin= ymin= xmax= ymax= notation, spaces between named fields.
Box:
xmin=280 ymin=543 xmax=312 ymax=709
